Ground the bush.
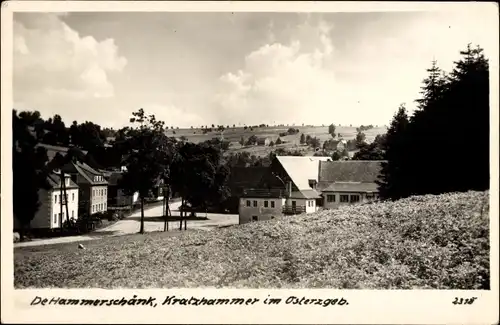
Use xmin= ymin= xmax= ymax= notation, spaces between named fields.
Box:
xmin=14 ymin=191 xmax=489 ymax=289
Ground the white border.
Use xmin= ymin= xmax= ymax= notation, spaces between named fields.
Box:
xmin=1 ymin=2 xmax=499 ymax=324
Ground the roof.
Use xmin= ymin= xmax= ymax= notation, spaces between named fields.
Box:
xmin=228 ymin=167 xmax=267 ymax=192
xmin=106 ymin=172 xmax=123 ymax=186
xmin=46 ymin=172 xmax=79 ymax=190
xmin=276 ymin=156 xmax=331 ymax=190
xmin=241 ymin=188 xmax=286 ymax=198
xmin=318 ymin=160 xmax=385 ymax=183
xmin=35 ymin=143 xmax=88 ymax=162
xmin=320 ymin=182 xmax=379 ymax=193
xmin=317 ymin=160 xmax=384 ymax=193
xmin=63 ymin=161 xmax=108 ymax=185
xmin=289 ymin=189 xmax=322 ymax=199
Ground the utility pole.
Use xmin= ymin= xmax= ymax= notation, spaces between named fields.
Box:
xmin=59 ymin=170 xmax=70 ymax=232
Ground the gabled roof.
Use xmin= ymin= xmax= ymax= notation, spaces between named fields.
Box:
xmin=276 ymin=156 xmax=331 ymax=190
xmin=46 ymin=172 xmax=79 ymax=190
xmin=63 ymin=161 xmax=108 ymax=185
xmin=317 ymin=161 xmax=384 ymax=192
xmin=318 ymin=160 xmax=385 ymax=183
xmin=228 ymin=166 xmax=267 ymax=191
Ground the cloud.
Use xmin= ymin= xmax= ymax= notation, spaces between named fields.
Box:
xmin=213 ymin=18 xmax=347 ymax=126
xmin=13 ymin=13 xmax=127 ymax=108
xmin=212 ymin=10 xmax=496 ymax=127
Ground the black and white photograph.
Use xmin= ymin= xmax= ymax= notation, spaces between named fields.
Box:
xmin=2 ymin=1 xmax=498 ymax=324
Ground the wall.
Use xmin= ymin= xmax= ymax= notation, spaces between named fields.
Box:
xmin=50 ymin=187 xmax=79 ymax=228
xmin=239 ymin=197 xmax=286 ymax=224
xmin=27 ymin=189 xmax=51 ymax=229
xmin=322 ymin=191 xmax=379 ymax=209
xmin=286 ymin=198 xmax=317 ymax=214
xmin=91 ymin=185 xmax=108 ymax=214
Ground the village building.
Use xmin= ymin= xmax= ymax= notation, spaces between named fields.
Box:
xmin=238 ymin=156 xmax=330 ymax=224
xmin=256 ymin=137 xmax=271 ymax=146
xmin=14 ymin=171 xmax=79 ymax=230
xmin=60 ymin=161 xmax=108 ymax=216
xmin=317 ymin=160 xmax=384 ymax=209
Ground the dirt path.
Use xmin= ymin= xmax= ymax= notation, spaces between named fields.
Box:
xmin=14 ymin=201 xmax=239 ymax=248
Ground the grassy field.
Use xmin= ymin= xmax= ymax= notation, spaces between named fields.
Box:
xmin=14 ymin=191 xmax=489 ymax=289
xmin=165 ymin=125 xmax=387 ymax=157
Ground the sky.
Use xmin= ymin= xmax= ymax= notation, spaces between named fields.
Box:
xmin=12 ymin=7 xmax=497 ymax=129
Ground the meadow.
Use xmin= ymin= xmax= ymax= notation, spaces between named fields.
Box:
xmin=165 ymin=125 xmax=388 ymax=157
xmin=14 ymin=191 xmax=489 ymax=289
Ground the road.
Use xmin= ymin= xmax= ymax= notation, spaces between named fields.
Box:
xmin=14 ymin=200 xmax=239 ymax=248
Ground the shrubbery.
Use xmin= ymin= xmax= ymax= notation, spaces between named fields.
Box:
xmin=14 ymin=191 xmax=489 ymax=289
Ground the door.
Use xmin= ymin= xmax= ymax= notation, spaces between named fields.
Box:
xmin=291 ymin=200 xmax=296 ymax=213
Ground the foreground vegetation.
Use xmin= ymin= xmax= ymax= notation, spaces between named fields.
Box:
xmin=15 ymin=191 xmax=489 ymax=289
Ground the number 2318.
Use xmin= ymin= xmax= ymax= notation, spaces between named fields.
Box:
xmin=452 ymin=297 xmax=477 ymax=305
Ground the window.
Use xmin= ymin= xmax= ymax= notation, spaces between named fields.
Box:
xmin=252 ymin=216 xmax=258 ymax=222
xmin=264 ymin=201 xmax=269 ymax=208
xmin=271 ymin=201 xmax=275 ymax=208
xmin=246 ymin=200 xmax=251 ymax=207
xmin=350 ymin=195 xmax=360 ymax=203
xmin=327 ymin=194 xmax=336 ymax=203
xmin=104 ymin=203 xmax=107 ymax=210
xmin=54 ymin=195 xmax=57 ymax=204
xmin=253 ymin=200 xmax=257 ymax=207
xmin=72 ymin=210 xmax=75 ymax=218
xmin=65 ymin=178 xmax=70 ymax=186
xmin=92 ymin=189 xmax=95 ymax=196
xmin=340 ymin=195 xmax=349 ymax=203
xmin=72 ymin=193 xmax=75 ymax=201
xmin=92 ymin=205 xmax=95 ymax=212
xmin=104 ymin=189 xmax=107 ymax=195
xmin=54 ymin=213 xmax=57 ymax=224
xmin=366 ymin=194 xmax=374 ymax=201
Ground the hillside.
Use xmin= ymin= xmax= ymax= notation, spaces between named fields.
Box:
xmin=14 ymin=191 xmax=489 ymax=289
xmin=165 ymin=125 xmax=387 ymax=157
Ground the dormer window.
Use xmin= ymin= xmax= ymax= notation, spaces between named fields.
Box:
xmin=308 ymin=179 xmax=317 ymax=189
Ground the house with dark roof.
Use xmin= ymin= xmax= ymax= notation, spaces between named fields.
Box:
xmin=104 ymin=170 xmax=140 ymax=208
xmin=238 ymin=156 xmax=331 ymax=224
xmin=14 ymin=172 xmax=80 ymax=230
xmin=256 ymin=137 xmax=271 ymax=146
xmin=317 ymin=160 xmax=385 ymax=209
xmin=224 ymin=166 xmax=267 ymax=213
xmin=60 ymin=161 xmax=108 ymax=216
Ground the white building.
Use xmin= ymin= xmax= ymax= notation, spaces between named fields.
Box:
xmin=238 ymin=156 xmax=330 ymax=224
xmin=15 ymin=172 xmax=80 ymax=230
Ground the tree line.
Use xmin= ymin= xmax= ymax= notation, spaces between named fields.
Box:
xmin=377 ymin=44 xmax=489 ymax=199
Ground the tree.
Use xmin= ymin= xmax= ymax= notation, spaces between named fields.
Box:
xmin=12 ymin=110 xmax=50 ymax=241
xmin=171 ymin=142 xmax=229 ymax=229
xmin=355 ymin=131 xmax=366 ymax=148
xmin=275 ymin=137 xmax=282 ymax=145
xmin=246 ymin=135 xmax=258 ymax=145
xmin=119 ymin=109 xmax=171 ymax=234
xmin=239 ymin=136 xmax=245 ymax=146
xmin=328 ymin=124 xmax=336 ymax=138
xmin=300 ymin=133 xmax=306 ymax=144
xmin=377 ymin=104 xmax=411 ymax=200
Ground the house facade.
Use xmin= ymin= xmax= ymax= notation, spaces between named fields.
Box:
xmin=238 ymin=156 xmax=330 ymax=224
xmin=105 ymin=171 xmax=140 ymax=208
xmin=318 ymin=160 xmax=384 ymax=209
xmin=15 ymin=172 xmax=79 ymax=230
xmin=61 ymin=161 xmax=108 ymax=216
xmin=256 ymin=137 xmax=271 ymax=146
